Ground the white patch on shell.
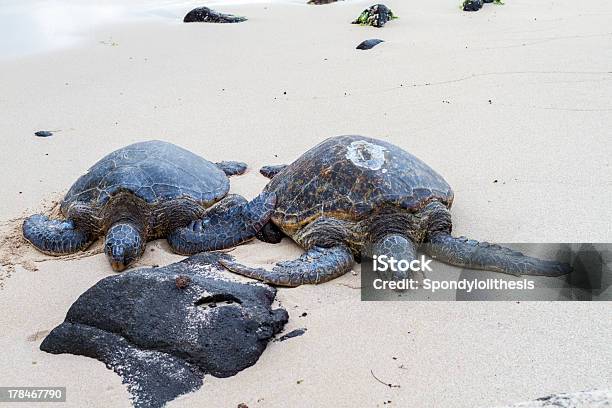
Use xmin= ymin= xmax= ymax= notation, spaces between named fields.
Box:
xmin=345 ymin=140 xmax=388 ymax=170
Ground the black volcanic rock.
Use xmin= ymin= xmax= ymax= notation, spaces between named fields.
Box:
xmin=356 ymin=39 xmax=384 ymax=50
xmin=183 ymin=7 xmax=247 ymax=23
xmin=40 ymin=253 xmax=288 ymax=408
xmin=463 ymin=0 xmax=483 ymax=11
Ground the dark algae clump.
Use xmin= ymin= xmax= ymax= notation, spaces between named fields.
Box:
xmin=352 ymin=4 xmax=397 ymax=28
xmin=40 ymin=253 xmax=288 ymax=408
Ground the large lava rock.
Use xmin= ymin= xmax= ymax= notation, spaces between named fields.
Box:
xmin=40 ymin=253 xmax=288 ymax=408
xmin=183 ymin=7 xmax=247 ymax=23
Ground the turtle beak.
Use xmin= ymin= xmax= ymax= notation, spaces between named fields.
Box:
xmin=110 ymin=259 xmax=127 ymax=272
xmin=106 ymin=245 xmax=128 ymax=272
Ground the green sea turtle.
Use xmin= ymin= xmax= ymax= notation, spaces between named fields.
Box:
xmin=23 ymin=140 xmax=275 ymax=271
xmin=221 ymin=135 xmax=570 ymax=287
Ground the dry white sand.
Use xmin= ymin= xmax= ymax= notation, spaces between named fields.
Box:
xmin=0 ymin=0 xmax=611 ymax=407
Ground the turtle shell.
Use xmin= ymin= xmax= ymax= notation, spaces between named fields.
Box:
xmin=266 ymin=135 xmax=453 ymax=231
xmin=61 ymin=140 xmax=228 ymax=214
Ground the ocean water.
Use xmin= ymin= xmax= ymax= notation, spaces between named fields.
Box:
xmin=0 ymin=0 xmax=306 ymax=59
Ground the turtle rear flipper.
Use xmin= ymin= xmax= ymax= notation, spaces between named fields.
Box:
xmin=259 ymin=164 xmax=287 ymax=179
xmin=167 ymin=192 xmax=276 ymax=255
xmin=23 ymin=214 xmax=92 ymax=255
xmin=220 ymin=245 xmax=354 ymax=287
xmin=215 ymin=161 xmax=248 ymax=176
xmin=424 ymin=233 xmax=571 ymax=277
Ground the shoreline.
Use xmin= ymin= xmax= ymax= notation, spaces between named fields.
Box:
xmin=0 ymin=0 xmax=346 ymax=61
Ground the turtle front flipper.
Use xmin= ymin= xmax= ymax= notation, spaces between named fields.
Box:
xmin=259 ymin=165 xmax=287 ymax=179
xmin=215 ymin=161 xmax=248 ymax=176
xmin=220 ymin=245 xmax=354 ymax=287
xmin=167 ymin=192 xmax=276 ymax=255
xmin=423 ymin=233 xmax=571 ymax=277
xmin=205 ymin=194 xmax=247 ymax=215
xmin=23 ymin=214 xmax=92 ymax=255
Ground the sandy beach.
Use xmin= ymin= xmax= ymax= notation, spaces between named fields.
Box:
xmin=0 ymin=0 xmax=611 ymax=407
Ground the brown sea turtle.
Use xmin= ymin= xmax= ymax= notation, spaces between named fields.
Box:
xmin=220 ymin=135 xmax=570 ymax=286
xmin=23 ymin=140 xmax=275 ymax=271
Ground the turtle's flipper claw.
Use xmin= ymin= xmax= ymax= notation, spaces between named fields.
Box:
xmin=220 ymin=246 xmax=354 ymax=287
xmin=168 ymin=192 xmax=276 ymax=255
xmin=23 ymin=214 xmax=91 ymax=255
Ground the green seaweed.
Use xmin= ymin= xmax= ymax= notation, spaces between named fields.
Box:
xmin=353 ymin=8 xmax=398 ymax=26
xmin=355 ymin=10 xmax=370 ymax=25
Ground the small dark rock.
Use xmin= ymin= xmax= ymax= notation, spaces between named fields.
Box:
xmin=215 ymin=160 xmax=248 ymax=176
xmin=259 ymin=164 xmax=286 ymax=180
xmin=40 ymin=253 xmax=288 ymax=408
xmin=352 ymin=4 xmax=397 ymax=28
xmin=307 ymin=0 xmax=339 ymax=4
xmin=276 ymin=328 xmax=307 ymax=342
xmin=463 ymin=0 xmax=483 ymax=11
xmin=183 ymin=7 xmax=247 ymax=23
xmin=34 ymin=131 xmax=53 ymax=137
xmin=356 ymin=39 xmax=384 ymax=50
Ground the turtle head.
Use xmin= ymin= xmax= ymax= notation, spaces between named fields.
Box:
xmin=104 ymin=222 xmax=145 ymax=272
